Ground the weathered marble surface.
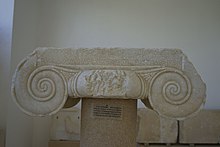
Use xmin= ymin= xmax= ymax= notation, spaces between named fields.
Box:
xmin=11 ymin=48 xmax=206 ymax=119
xmin=80 ymin=98 xmax=137 ymax=147
xmin=179 ymin=109 xmax=220 ymax=144
xmin=137 ymin=108 xmax=178 ymax=143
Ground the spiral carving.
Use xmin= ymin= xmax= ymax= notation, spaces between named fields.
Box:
xmin=146 ymin=68 xmax=194 ymax=119
xmin=149 ymin=69 xmax=191 ymax=106
xmin=16 ymin=66 xmax=68 ymax=115
xmin=28 ymin=67 xmax=63 ymax=102
xmin=28 ymin=77 xmax=55 ymax=102
xmin=162 ymin=80 xmax=189 ymax=105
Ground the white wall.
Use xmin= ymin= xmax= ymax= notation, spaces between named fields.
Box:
xmin=0 ymin=0 xmax=14 ymax=130
xmin=0 ymin=0 xmax=14 ymax=146
xmin=7 ymin=0 xmax=220 ymax=147
xmin=6 ymin=0 xmax=40 ymax=147
xmin=37 ymin=0 xmax=220 ymax=109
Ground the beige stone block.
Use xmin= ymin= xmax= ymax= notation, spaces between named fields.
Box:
xmin=137 ymin=108 xmax=178 ymax=143
xmin=81 ymin=98 xmax=137 ymax=147
xmin=50 ymin=107 xmax=80 ymax=140
xmin=48 ymin=140 xmax=79 ymax=147
xmin=11 ymin=48 xmax=205 ymax=120
xmin=0 ymin=129 xmax=4 ymax=147
xmin=179 ymin=110 xmax=220 ymax=144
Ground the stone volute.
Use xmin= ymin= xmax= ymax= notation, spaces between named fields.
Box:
xmin=11 ymin=48 xmax=206 ymax=147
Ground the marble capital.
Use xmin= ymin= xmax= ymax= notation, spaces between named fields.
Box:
xmin=11 ymin=48 xmax=206 ymax=119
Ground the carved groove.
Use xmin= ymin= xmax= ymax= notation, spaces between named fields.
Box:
xmin=27 ymin=67 xmax=65 ymax=102
xmin=28 ymin=77 xmax=55 ymax=102
xmin=68 ymin=72 xmax=81 ymax=97
xmin=149 ymin=68 xmax=192 ymax=105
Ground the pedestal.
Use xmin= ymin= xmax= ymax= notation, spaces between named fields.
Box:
xmin=80 ymin=98 xmax=137 ymax=147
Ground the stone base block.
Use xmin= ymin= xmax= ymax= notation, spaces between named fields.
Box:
xmin=81 ymin=98 xmax=137 ymax=147
xmin=48 ymin=140 xmax=79 ymax=147
xmin=137 ymin=108 xmax=178 ymax=143
xmin=179 ymin=110 xmax=220 ymax=144
xmin=50 ymin=107 xmax=80 ymax=140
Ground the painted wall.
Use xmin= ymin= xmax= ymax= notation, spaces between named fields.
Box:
xmin=5 ymin=0 xmax=220 ymax=147
xmin=37 ymin=0 xmax=220 ymax=109
xmin=0 ymin=0 xmax=14 ymax=130
xmin=0 ymin=0 xmax=14 ymax=146
xmin=6 ymin=0 xmax=40 ymax=147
